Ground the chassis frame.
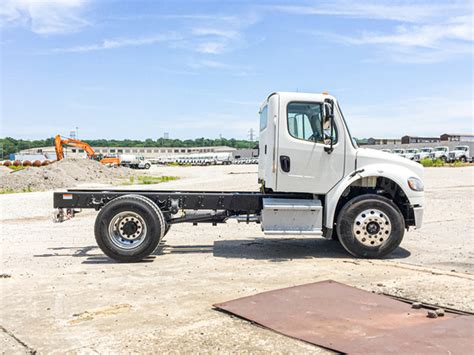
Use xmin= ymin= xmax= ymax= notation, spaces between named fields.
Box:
xmin=53 ymin=189 xmax=314 ymax=224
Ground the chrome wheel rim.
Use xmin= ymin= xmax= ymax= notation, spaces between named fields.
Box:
xmin=108 ymin=211 xmax=147 ymax=250
xmin=352 ymin=208 xmax=391 ymax=247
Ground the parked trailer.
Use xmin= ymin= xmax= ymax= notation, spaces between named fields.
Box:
xmin=54 ymin=92 xmax=425 ymax=262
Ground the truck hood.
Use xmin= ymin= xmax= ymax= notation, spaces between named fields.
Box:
xmin=356 ymin=148 xmax=423 ymax=178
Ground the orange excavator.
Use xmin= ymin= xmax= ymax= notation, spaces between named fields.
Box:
xmin=54 ymin=135 xmax=120 ymax=166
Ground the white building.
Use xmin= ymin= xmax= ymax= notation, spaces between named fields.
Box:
xmin=17 ymin=145 xmax=236 ymax=160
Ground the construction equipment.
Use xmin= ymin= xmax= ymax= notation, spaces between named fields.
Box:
xmin=54 ymin=92 xmax=424 ymax=262
xmin=54 ymin=135 xmax=120 ymax=166
xmin=54 ymin=135 xmax=96 ymax=160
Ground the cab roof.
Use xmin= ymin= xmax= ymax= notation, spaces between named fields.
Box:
xmin=259 ymin=92 xmax=336 ymax=112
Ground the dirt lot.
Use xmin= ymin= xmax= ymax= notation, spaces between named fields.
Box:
xmin=1 ymin=165 xmax=473 ymax=353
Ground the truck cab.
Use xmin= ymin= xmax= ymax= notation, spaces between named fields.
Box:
xmin=392 ymin=149 xmax=406 ymax=157
xmin=430 ymin=146 xmax=449 ymax=161
xmin=258 ymin=92 xmax=424 ymax=256
xmin=404 ymin=149 xmax=419 ymax=160
xmin=415 ymin=147 xmax=433 ymax=162
xmin=120 ymin=155 xmax=152 ymax=169
xmin=448 ymin=145 xmax=470 ymax=162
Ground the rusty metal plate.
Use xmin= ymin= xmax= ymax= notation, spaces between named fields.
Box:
xmin=214 ymin=280 xmax=473 ymax=354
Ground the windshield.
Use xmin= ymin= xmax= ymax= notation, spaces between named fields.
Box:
xmin=435 ymin=147 xmax=447 ymax=151
xmin=393 ymin=149 xmax=403 ymax=153
xmin=454 ymin=146 xmax=467 ymax=151
xmin=421 ymin=148 xmax=431 ymax=152
xmin=336 ymin=102 xmax=358 ymax=148
xmin=407 ymin=149 xmax=417 ymax=153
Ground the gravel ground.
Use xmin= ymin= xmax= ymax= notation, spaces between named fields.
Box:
xmin=0 ymin=165 xmax=473 ymax=353
xmin=0 ymin=159 xmax=133 ymax=192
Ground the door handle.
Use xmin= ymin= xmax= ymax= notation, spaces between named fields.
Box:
xmin=280 ymin=155 xmax=290 ymax=172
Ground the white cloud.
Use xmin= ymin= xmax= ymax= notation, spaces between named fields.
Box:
xmin=278 ymin=1 xmax=473 ymax=63
xmin=0 ymin=0 xmax=90 ymax=34
xmin=192 ymin=27 xmax=239 ymax=39
xmin=52 ymin=33 xmax=181 ymax=53
xmin=187 ymin=59 xmax=255 ymax=76
xmin=189 ymin=59 xmax=235 ymax=70
xmin=327 ymin=14 xmax=473 ymax=62
xmin=196 ymin=42 xmax=227 ymax=54
xmin=346 ymin=96 xmax=474 ymax=137
xmin=269 ymin=1 xmax=468 ymax=23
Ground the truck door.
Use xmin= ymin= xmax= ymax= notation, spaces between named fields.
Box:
xmin=276 ymin=98 xmax=345 ymax=194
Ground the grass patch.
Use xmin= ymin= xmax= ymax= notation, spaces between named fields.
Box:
xmin=420 ymin=158 xmax=445 ymax=167
xmin=122 ymin=175 xmax=178 ymax=185
xmin=0 ymin=186 xmax=34 ymax=194
xmin=420 ymin=158 xmax=471 ymax=168
xmin=8 ymin=165 xmax=27 ymax=171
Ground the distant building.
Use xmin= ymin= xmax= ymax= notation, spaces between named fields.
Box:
xmin=18 ymin=146 xmax=237 ymax=159
xmin=401 ymin=136 xmax=440 ymax=144
xmin=440 ymin=133 xmax=474 ymax=142
xmin=366 ymin=138 xmax=402 ymax=145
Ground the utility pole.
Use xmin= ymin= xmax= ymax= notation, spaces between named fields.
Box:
xmin=248 ymin=128 xmax=255 ymax=142
xmin=76 ymin=126 xmax=79 ymax=140
xmin=248 ymin=128 xmax=255 ymax=149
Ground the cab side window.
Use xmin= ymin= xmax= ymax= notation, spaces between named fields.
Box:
xmin=259 ymin=106 xmax=268 ymax=131
xmin=287 ymin=102 xmax=337 ymax=144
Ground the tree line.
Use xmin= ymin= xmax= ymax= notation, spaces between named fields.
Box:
xmin=0 ymin=137 xmax=258 ymax=158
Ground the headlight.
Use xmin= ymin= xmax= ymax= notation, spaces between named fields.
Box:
xmin=408 ymin=177 xmax=424 ymax=191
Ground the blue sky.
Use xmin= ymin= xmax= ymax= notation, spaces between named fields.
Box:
xmin=1 ymin=0 xmax=473 ymax=140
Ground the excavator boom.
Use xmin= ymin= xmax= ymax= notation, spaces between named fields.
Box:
xmin=54 ymin=134 xmax=120 ymax=166
xmin=54 ymin=135 xmax=96 ymax=160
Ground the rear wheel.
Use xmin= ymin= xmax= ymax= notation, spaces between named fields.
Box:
xmin=95 ymin=195 xmax=165 ymax=262
xmin=336 ymin=194 xmax=405 ymax=258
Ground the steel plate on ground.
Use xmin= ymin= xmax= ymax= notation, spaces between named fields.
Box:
xmin=214 ymin=280 xmax=473 ymax=354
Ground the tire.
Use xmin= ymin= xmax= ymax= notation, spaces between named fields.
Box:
xmin=145 ymin=163 xmax=151 ymax=169
xmin=164 ymin=223 xmax=171 ymax=236
xmin=336 ymin=194 xmax=405 ymax=258
xmin=441 ymin=156 xmax=447 ymax=163
xmin=94 ymin=195 xmax=165 ymax=262
xmin=460 ymin=156 xmax=466 ymax=163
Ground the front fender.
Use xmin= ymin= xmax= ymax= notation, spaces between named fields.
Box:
xmin=324 ymin=164 xmax=424 ymax=228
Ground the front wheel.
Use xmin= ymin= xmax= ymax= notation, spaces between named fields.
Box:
xmin=336 ymin=194 xmax=405 ymax=258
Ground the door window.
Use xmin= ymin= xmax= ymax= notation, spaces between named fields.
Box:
xmin=287 ymin=102 xmax=336 ymax=143
xmin=260 ymin=105 xmax=268 ymax=131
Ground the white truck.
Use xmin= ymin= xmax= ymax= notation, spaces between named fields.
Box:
xmin=448 ymin=145 xmax=470 ymax=163
xmin=414 ymin=147 xmax=433 ymax=162
xmin=54 ymin=92 xmax=424 ymax=262
xmin=392 ymin=149 xmax=406 ymax=157
xmin=429 ymin=146 xmax=449 ymax=161
xmin=403 ymin=148 xmax=419 ymax=160
xmin=119 ymin=154 xmax=152 ymax=169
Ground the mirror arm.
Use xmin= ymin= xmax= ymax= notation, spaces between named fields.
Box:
xmin=324 ymin=100 xmax=335 ymax=154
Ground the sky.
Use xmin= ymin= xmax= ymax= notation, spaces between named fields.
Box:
xmin=0 ymin=0 xmax=473 ymax=140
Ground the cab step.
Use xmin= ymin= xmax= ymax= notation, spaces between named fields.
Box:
xmin=261 ymin=198 xmax=323 ymax=235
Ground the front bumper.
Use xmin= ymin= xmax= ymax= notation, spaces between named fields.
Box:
xmin=413 ymin=206 xmax=424 ymax=229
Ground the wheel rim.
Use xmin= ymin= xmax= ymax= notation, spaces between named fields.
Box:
xmin=352 ymin=208 xmax=392 ymax=247
xmin=108 ymin=211 xmax=148 ymax=250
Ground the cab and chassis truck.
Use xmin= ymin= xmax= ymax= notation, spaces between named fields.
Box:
xmin=54 ymin=92 xmax=425 ymax=262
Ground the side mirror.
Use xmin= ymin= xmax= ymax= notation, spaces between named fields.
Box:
xmin=323 ymin=100 xmax=335 ymax=153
